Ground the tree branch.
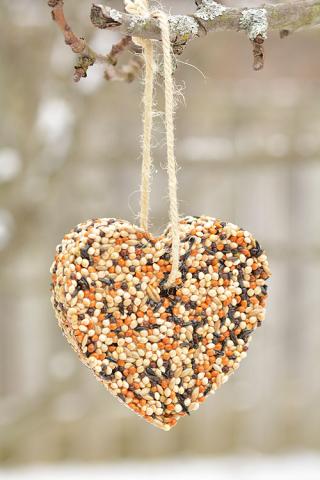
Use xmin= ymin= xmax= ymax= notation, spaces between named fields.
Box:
xmin=50 ymin=0 xmax=320 ymax=81
xmin=91 ymin=0 xmax=320 ymax=44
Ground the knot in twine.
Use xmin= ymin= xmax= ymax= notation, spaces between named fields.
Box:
xmin=125 ymin=1 xmax=180 ymax=287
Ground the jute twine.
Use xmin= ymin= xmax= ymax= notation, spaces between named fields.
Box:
xmin=125 ymin=0 xmax=180 ymax=286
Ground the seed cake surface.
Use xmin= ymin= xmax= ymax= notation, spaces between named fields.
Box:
xmin=51 ymin=215 xmax=270 ymax=430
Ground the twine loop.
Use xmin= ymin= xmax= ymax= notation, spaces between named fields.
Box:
xmin=125 ymin=1 xmax=180 ymax=287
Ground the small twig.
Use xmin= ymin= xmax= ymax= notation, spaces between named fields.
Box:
xmin=103 ymin=38 xmax=143 ymax=82
xmin=252 ymin=34 xmax=265 ymax=71
xmin=48 ymin=0 xmax=95 ymax=81
xmin=105 ymin=57 xmax=144 ymax=82
xmin=48 ymin=0 xmax=86 ymax=54
xmin=48 ymin=0 xmax=137 ymax=82
xmin=74 ymin=55 xmax=96 ymax=82
xmin=240 ymin=8 xmax=267 ymax=70
xmin=108 ymin=35 xmax=132 ymax=65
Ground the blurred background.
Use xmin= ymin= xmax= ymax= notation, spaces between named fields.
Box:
xmin=1 ymin=0 xmax=320 ymax=478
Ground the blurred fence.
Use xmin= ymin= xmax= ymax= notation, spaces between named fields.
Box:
xmin=1 ymin=0 xmax=320 ymax=464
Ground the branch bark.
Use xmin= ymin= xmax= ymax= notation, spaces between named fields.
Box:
xmin=91 ymin=0 xmax=320 ymax=45
xmin=50 ymin=0 xmax=320 ymax=80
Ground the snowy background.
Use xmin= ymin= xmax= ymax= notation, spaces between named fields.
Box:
xmin=1 ymin=0 xmax=320 ymax=478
